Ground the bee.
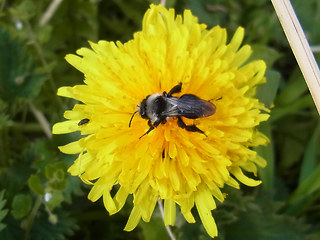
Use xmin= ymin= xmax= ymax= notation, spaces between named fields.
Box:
xmin=129 ymin=82 xmax=216 ymax=138
xmin=78 ymin=118 xmax=90 ymax=126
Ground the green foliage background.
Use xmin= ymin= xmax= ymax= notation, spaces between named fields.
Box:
xmin=0 ymin=0 xmax=319 ymax=239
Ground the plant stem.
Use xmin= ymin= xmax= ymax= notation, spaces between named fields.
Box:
xmin=24 ymin=196 xmax=42 ymax=240
xmin=39 ymin=0 xmax=64 ymax=26
xmin=29 ymin=102 xmax=52 ymax=139
xmin=271 ymin=0 xmax=320 ymax=115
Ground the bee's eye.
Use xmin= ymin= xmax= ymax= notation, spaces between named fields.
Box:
xmin=140 ymin=111 xmax=148 ymax=119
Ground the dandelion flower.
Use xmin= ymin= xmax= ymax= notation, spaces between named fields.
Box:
xmin=53 ymin=4 xmax=269 ymax=238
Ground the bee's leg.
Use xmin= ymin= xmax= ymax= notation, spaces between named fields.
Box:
xmin=167 ymin=82 xmax=182 ymax=97
xmin=177 ymin=117 xmax=207 ymax=137
xmin=139 ymin=120 xmax=154 ymax=139
xmin=139 ymin=119 xmax=162 ymax=139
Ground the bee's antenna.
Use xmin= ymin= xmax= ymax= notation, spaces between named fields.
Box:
xmin=209 ymin=96 xmax=222 ymax=102
xmin=129 ymin=111 xmax=138 ymax=127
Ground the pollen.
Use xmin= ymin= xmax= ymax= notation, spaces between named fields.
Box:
xmin=53 ymin=4 xmax=270 ymax=238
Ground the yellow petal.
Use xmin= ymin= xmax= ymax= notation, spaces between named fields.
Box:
xmin=112 ymin=186 xmax=129 ymax=214
xmin=195 ymin=191 xmax=218 ymax=238
xmin=52 ymin=120 xmax=78 ymax=134
xmin=226 ymin=176 xmax=240 ymax=189
xmin=231 ymin=167 xmax=262 ymax=186
xmin=228 ymin=27 xmax=244 ymax=52
xmin=88 ymin=184 xmax=104 ymax=202
xmin=164 ymin=199 xmax=176 ymax=226
xmin=57 ymin=86 xmax=75 ymax=98
xmin=124 ymin=207 xmax=141 ymax=231
xmin=58 ymin=141 xmax=82 ymax=154
xmin=103 ymin=191 xmax=117 ymax=214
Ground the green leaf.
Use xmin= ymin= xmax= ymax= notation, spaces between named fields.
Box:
xmin=186 ymin=0 xmax=220 ymax=27
xmin=45 ymin=161 xmax=67 ymax=179
xmin=35 ymin=25 xmax=53 ymax=44
xmin=8 ymin=0 xmax=36 ymax=21
xmin=45 ymin=161 xmax=68 ymax=190
xmin=286 ymin=164 xmax=320 ymax=215
xmin=249 ymin=45 xmax=282 ymax=68
xmin=0 ymin=114 xmax=14 ymax=129
xmin=270 ymin=95 xmax=314 ymax=122
xmin=45 ymin=190 xmax=64 ymax=211
xmin=257 ymin=69 xmax=281 ymax=108
xmin=0 ymin=27 xmax=46 ymax=101
xmin=30 ymin=210 xmax=78 ymax=240
xmin=28 ymin=175 xmax=45 ymax=195
xmin=299 ymin=122 xmax=320 ymax=184
xmin=275 ymin=67 xmax=308 ymax=106
xmin=11 ymin=194 xmax=32 ymax=219
xmin=223 ymin=209 xmax=308 ymax=240
xmin=113 ymin=0 xmax=146 ymax=26
xmin=222 ymin=193 xmax=308 ymax=240
xmin=292 ymin=0 xmax=320 ymax=45
xmin=255 ymin=122 xmax=274 ymax=191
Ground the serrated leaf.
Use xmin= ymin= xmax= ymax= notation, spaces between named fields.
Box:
xmin=30 ymin=210 xmax=78 ymax=240
xmin=28 ymin=174 xmax=45 ymax=195
xmin=11 ymin=194 xmax=32 ymax=219
xmin=0 ymin=27 xmax=46 ymax=101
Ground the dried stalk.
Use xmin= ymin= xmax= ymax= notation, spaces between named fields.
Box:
xmin=271 ymin=0 xmax=320 ymax=115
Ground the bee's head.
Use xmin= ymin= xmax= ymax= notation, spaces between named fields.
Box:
xmin=129 ymin=95 xmax=151 ymax=128
xmin=138 ymin=96 xmax=149 ymax=119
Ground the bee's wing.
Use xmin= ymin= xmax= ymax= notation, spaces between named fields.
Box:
xmin=165 ymin=94 xmax=216 ymax=119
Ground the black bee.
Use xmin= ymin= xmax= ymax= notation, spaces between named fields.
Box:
xmin=129 ymin=83 xmax=216 ymax=138
xmin=78 ymin=118 xmax=90 ymax=126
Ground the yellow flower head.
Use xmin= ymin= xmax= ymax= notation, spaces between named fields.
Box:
xmin=53 ymin=4 xmax=269 ymax=238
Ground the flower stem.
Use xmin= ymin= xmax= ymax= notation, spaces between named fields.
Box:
xmin=271 ymin=0 xmax=320 ymax=115
xmin=158 ymin=200 xmax=177 ymax=240
xmin=39 ymin=0 xmax=64 ymax=26
xmin=29 ymin=102 xmax=52 ymax=139
xmin=24 ymin=196 xmax=42 ymax=240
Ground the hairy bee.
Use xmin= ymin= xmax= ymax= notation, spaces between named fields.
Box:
xmin=129 ymin=83 xmax=216 ymax=138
